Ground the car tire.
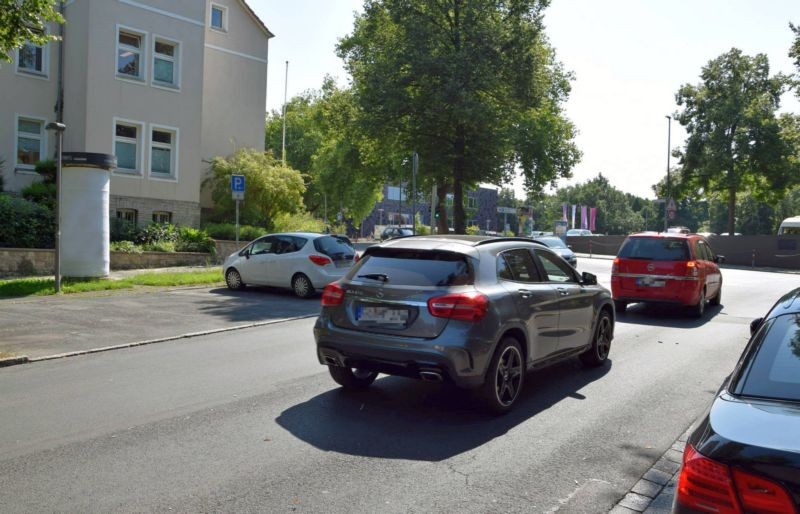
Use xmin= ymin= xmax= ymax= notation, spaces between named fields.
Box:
xmin=479 ymin=337 xmax=525 ymax=415
xmin=614 ymin=300 xmax=627 ymax=314
xmin=292 ymin=273 xmax=314 ymax=298
xmin=709 ymin=285 xmax=721 ymax=306
xmin=328 ymin=366 xmax=378 ymax=389
xmin=690 ymin=288 xmax=706 ymax=318
xmin=225 ymin=268 xmax=245 ymax=290
xmin=580 ymin=310 xmax=612 ymax=368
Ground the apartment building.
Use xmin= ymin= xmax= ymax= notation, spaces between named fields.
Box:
xmin=0 ymin=0 xmax=272 ymax=227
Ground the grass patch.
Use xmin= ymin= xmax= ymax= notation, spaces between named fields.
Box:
xmin=0 ymin=351 xmax=17 ymax=359
xmin=0 ymin=268 xmax=223 ymax=298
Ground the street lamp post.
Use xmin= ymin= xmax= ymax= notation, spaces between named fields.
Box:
xmin=411 ymin=152 xmax=418 ymax=234
xmin=46 ymin=122 xmax=66 ymax=293
xmin=664 ymin=115 xmax=672 ymax=231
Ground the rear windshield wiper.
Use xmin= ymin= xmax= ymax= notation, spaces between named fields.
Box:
xmin=357 ymin=273 xmax=389 ymax=282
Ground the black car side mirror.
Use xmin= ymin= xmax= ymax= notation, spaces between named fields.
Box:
xmin=750 ymin=317 xmax=763 ymax=336
xmin=581 ymin=272 xmax=597 ymax=285
xmin=714 ymin=255 xmax=726 ymax=264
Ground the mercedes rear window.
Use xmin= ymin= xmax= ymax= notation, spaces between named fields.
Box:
xmin=617 ymin=237 xmax=690 ymax=261
xmin=739 ymin=314 xmax=800 ymax=402
xmin=351 ymin=249 xmax=473 ymax=287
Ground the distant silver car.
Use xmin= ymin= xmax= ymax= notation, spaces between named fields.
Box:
xmin=533 ymin=236 xmax=578 ymax=267
xmin=223 ymin=233 xmax=356 ymax=298
xmin=315 ymin=235 xmax=614 ymax=413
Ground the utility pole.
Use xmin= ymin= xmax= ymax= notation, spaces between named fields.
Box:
xmin=430 ymin=185 xmax=437 ymax=234
xmin=412 ymin=152 xmax=418 ymax=234
xmin=46 ymin=123 xmax=66 ymax=293
xmin=664 ymin=115 xmax=672 ymax=231
xmin=281 ymin=60 xmax=289 ymax=166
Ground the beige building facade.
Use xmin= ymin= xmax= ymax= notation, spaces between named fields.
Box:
xmin=0 ymin=0 xmax=272 ymax=227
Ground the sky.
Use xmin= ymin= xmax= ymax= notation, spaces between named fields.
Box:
xmin=250 ymin=0 xmax=800 ymax=200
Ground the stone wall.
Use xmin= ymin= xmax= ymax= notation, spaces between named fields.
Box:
xmin=215 ymin=240 xmax=245 ymax=262
xmin=110 ymin=195 xmax=201 ymax=228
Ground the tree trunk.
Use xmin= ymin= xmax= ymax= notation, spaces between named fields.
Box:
xmin=452 ymin=126 xmax=466 ymax=234
xmin=436 ymin=183 xmax=450 ymax=235
xmin=727 ymin=185 xmax=736 ymax=236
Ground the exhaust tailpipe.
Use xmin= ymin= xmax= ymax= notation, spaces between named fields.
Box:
xmin=419 ymin=370 xmax=443 ymax=382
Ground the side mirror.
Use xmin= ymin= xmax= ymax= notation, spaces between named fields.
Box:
xmin=714 ymin=255 xmax=726 ymax=264
xmin=581 ymin=271 xmax=597 ymax=285
xmin=750 ymin=317 xmax=763 ymax=336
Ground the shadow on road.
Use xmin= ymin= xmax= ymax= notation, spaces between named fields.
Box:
xmin=276 ymin=358 xmax=612 ymax=461
xmin=191 ymin=287 xmax=321 ymax=323
xmin=616 ymin=303 xmax=723 ymax=329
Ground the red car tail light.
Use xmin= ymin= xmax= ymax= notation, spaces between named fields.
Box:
xmin=354 ymin=253 xmax=360 ymax=263
xmin=309 ymin=254 xmax=333 ymax=266
xmin=686 ymin=260 xmax=699 ymax=277
xmin=676 ymin=444 xmax=740 ymax=513
xmin=611 ymin=258 xmax=620 ymax=274
xmin=676 ymin=444 xmax=797 ymax=514
xmin=427 ymin=292 xmax=488 ymax=322
xmin=321 ymin=282 xmax=345 ymax=307
xmin=733 ymin=468 xmax=797 ymax=514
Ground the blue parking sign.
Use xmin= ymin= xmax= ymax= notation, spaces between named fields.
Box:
xmin=231 ymin=175 xmax=245 ymax=200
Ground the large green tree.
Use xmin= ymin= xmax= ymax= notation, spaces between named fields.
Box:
xmin=338 ymin=0 xmax=580 ymax=233
xmin=674 ymin=49 xmax=797 ymax=236
xmin=0 ymin=0 xmax=63 ymax=63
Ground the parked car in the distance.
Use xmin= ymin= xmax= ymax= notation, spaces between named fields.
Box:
xmin=315 ymin=235 xmax=615 ymax=413
xmin=533 ymin=236 xmax=578 ymax=267
xmin=567 ymin=229 xmax=593 ymax=236
xmin=223 ymin=233 xmax=356 ymax=298
xmin=672 ymin=287 xmax=800 ymax=513
xmin=380 ymin=226 xmax=414 ymax=241
xmin=611 ymin=232 xmax=724 ymax=317
xmin=666 ymin=226 xmax=691 ymax=235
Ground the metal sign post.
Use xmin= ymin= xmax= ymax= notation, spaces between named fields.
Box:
xmin=412 ymin=152 xmax=418 ymax=234
xmin=231 ymin=175 xmax=245 ymax=245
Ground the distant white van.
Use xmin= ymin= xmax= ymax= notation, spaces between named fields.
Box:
xmin=778 ymin=216 xmax=800 ymax=235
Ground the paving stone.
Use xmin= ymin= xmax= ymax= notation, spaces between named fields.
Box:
xmin=670 ymin=440 xmax=686 ymax=452
xmin=644 ymin=477 xmax=677 ymax=513
xmin=631 ymin=479 xmax=662 ymax=499
xmin=663 ymin=449 xmax=684 ymax=464
xmin=643 ymin=468 xmax=672 ymax=486
xmin=652 ymin=457 xmax=680 ymax=475
xmin=609 ymin=506 xmax=639 ymax=514
xmin=618 ymin=492 xmax=652 ymax=512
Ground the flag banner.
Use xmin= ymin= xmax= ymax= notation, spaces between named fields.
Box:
xmin=562 ymin=203 xmax=568 ymax=222
xmin=581 ymin=205 xmax=588 ymax=230
xmin=571 ymin=204 xmax=577 ymax=229
xmin=590 ymin=207 xmax=597 ymax=232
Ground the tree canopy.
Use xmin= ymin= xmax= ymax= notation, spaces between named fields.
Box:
xmin=674 ymin=48 xmax=798 ymax=236
xmin=0 ymin=0 xmax=63 ymax=63
xmin=338 ymin=0 xmax=580 ymax=233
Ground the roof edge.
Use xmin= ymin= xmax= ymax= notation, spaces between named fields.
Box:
xmin=239 ymin=0 xmax=274 ymax=39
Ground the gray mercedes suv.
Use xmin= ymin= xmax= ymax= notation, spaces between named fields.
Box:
xmin=314 ymin=236 xmax=615 ymax=413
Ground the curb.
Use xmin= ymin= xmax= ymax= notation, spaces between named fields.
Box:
xmin=3 ymin=314 xmax=318 ymax=369
xmin=609 ymin=425 xmax=692 ymax=513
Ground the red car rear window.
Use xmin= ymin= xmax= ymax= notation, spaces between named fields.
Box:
xmin=618 ymin=237 xmax=690 ymax=261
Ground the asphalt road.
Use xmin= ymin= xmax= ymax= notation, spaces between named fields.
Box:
xmin=1 ymin=259 xmax=798 ymax=513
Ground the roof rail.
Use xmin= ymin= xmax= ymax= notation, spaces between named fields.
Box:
xmin=474 ymin=237 xmax=546 ymax=247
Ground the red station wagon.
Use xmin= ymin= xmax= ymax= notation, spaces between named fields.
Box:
xmin=610 ymin=232 xmax=724 ymax=317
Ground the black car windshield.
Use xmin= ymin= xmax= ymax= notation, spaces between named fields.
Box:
xmin=617 ymin=237 xmax=689 ymax=261
xmin=351 ymin=249 xmax=473 ymax=286
xmin=314 ymin=236 xmax=354 ymax=259
xmin=739 ymin=314 xmax=800 ymax=402
xmin=537 ymin=237 xmax=567 ymax=249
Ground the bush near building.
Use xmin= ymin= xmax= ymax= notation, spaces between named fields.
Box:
xmin=0 ymin=194 xmax=55 ymax=248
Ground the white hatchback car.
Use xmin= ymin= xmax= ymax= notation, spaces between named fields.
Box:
xmin=223 ymin=233 xmax=356 ymax=298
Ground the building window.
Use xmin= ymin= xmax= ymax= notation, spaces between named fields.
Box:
xmin=17 ymin=42 xmax=47 ymax=76
xmin=152 ymin=38 xmax=179 ymax=88
xmin=152 ymin=211 xmax=172 ymax=224
xmin=16 ymin=116 xmax=45 ymax=168
xmin=117 ymin=29 xmax=144 ymax=80
xmin=210 ymin=4 xmax=227 ymax=31
xmin=150 ymin=127 xmax=177 ymax=178
xmin=114 ymin=120 xmax=142 ymax=173
xmin=467 ymin=196 xmax=478 ymax=209
xmin=116 ymin=209 xmax=138 ymax=225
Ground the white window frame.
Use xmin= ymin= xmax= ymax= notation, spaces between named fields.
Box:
xmin=209 ymin=3 xmax=228 ymax=32
xmin=112 ymin=117 xmax=145 ymax=177
xmin=14 ymin=114 xmax=48 ymax=172
xmin=151 ymin=35 xmax=181 ymax=91
xmin=152 ymin=211 xmax=173 ymax=224
xmin=148 ymin=124 xmax=179 ymax=182
xmin=115 ymin=25 xmax=147 ymax=83
xmin=116 ymin=208 xmax=138 ymax=225
xmin=15 ymin=41 xmax=49 ymax=79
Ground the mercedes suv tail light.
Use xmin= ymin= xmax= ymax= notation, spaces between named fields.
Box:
xmin=321 ymin=283 xmax=345 ymax=307
xmin=428 ymin=292 xmax=488 ymax=322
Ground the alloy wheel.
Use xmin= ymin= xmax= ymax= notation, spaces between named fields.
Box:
xmin=595 ymin=316 xmax=611 ymax=359
xmin=495 ymin=346 xmax=523 ymax=407
xmin=293 ymin=275 xmax=311 ymax=298
xmin=226 ymin=269 xmax=242 ymax=289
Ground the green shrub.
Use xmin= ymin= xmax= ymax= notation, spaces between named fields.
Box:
xmin=202 ymin=222 xmax=265 ymax=241
xmin=271 ymin=211 xmax=324 ymax=233
xmin=142 ymin=241 xmax=176 ymax=252
xmin=110 ymin=217 xmax=138 ymax=242
xmin=0 ymin=194 xmax=55 ymax=248
xmin=34 ymin=160 xmax=57 ymax=183
xmin=135 ymin=222 xmax=178 ymax=245
xmin=21 ymin=182 xmax=56 ymax=209
xmin=176 ymin=226 xmax=217 ymax=256
xmin=110 ymin=241 xmax=143 ymax=254
xmin=466 ymin=225 xmax=480 ymax=235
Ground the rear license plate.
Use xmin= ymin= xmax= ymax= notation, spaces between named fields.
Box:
xmin=356 ymin=305 xmax=409 ymax=324
xmin=636 ymin=277 xmax=665 ymax=287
